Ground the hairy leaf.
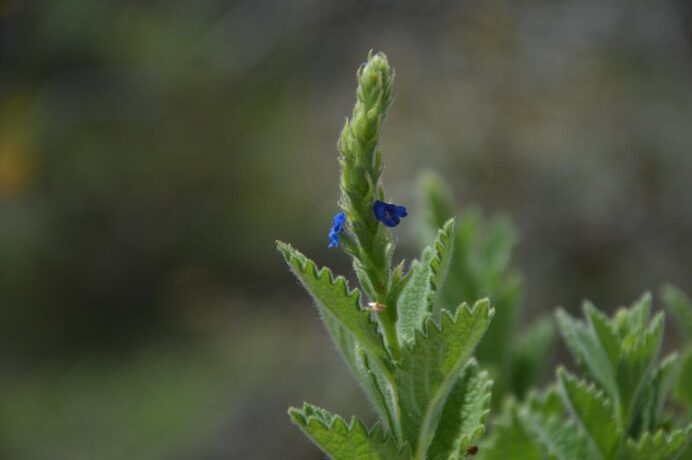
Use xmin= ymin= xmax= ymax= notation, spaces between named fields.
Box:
xmin=481 ymin=400 xmax=544 ymax=460
xmin=397 ymin=299 xmax=494 ymax=457
xmin=289 ymin=403 xmax=407 ymax=460
xmin=653 ymin=354 xmax=680 ymax=418
xmin=615 ymin=312 xmax=663 ymax=430
xmin=518 ymin=409 xmax=593 ymax=460
xmin=429 ymin=219 xmax=456 ymax=316
xmin=397 ymin=249 xmax=434 ymax=344
xmin=558 ymin=368 xmax=621 ymax=458
xmin=278 ymin=242 xmax=399 ymax=431
xmin=612 ymin=293 xmax=652 ymax=343
xmin=278 ymin=242 xmax=389 ymax=368
xmin=426 ymin=359 xmax=493 ymax=460
xmin=662 ymin=284 xmax=692 ymax=339
xmin=617 ymin=426 xmax=692 ymax=460
xmin=556 ymin=308 xmax=618 ymax=405
xmin=525 ymin=386 xmax=566 ymax=418
xmin=677 ymin=347 xmax=692 ymax=409
xmin=397 ymin=220 xmax=455 ymax=344
xmin=584 ymin=302 xmax=620 ymax=369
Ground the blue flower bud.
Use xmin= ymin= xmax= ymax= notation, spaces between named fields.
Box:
xmin=327 ymin=212 xmax=347 ymax=248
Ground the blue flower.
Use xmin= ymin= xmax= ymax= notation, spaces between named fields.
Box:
xmin=373 ymin=200 xmax=408 ymax=227
xmin=328 ymin=211 xmax=347 ymax=248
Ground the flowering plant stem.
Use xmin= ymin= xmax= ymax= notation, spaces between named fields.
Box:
xmin=278 ymin=52 xmax=494 ymax=459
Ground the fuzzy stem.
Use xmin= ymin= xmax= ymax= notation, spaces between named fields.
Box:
xmin=337 ymin=51 xmax=400 ymax=354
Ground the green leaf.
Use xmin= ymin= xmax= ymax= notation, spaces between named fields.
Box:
xmin=525 ymin=386 xmax=566 ymax=418
xmin=429 ymin=219 xmax=456 ymax=316
xmin=676 ymin=346 xmax=692 ymax=409
xmin=289 ymin=403 xmax=408 ymax=460
xmin=557 ymin=368 xmax=621 ymax=458
xmin=397 ymin=220 xmax=455 ymax=344
xmin=612 ymin=293 xmax=652 ymax=342
xmin=426 ymin=359 xmax=493 ymax=460
xmin=435 ymin=210 xmax=483 ymax=315
xmin=615 ymin=312 xmax=664 ymax=431
xmin=416 ymin=173 xmax=524 ymax=400
xmin=650 ymin=354 xmax=680 ymax=430
xmin=617 ymin=426 xmax=692 ymax=460
xmin=358 ymin=346 xmax=402 ymax=440
xmin=478 ymin=215 xmax=517 ymax=279
xmin=518 ymin=408 xmax=593 ymax=460
xmin=481 ymin=400 xmax=544 ymax=460
xmin=662 ymin=284 xmax=692 ymax=339
xmin=556 ymin=308 xmax=618 ymax=406
xmin=397 ymin=249 xmax=434 ymax=344
xmin=417 ymin=171 xmax=456 ymax=236
xmin=396 ymin=299 xmax=494 ymax=458
xmin=278 ymin=242 xmax=400 ymax=434
xmin=584 ymin=302 xmax=620 ymax=369
xmin=278 ymin=242 xmax=390 ymax=368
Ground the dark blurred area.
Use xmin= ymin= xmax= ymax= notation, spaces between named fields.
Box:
xmin=1 ymin=0 xmax=691 ymax=458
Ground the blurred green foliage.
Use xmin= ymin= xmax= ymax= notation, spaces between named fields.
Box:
xmin=417 ymin=172 xmax=554 ymax=405
xmin=483 ymin=293 xmax=692 ymax=460
xmin=662 ymin=285 xmax=692 ymax=417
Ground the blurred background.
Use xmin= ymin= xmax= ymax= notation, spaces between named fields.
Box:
xmin=1 ymin=0 xmax=691 ymax=458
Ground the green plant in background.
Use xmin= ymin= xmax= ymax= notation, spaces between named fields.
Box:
xmin=662 ymin=285 xmax=692 ymax=421
xmin=278 ymin=52 xmax=495 ymax=459
xmin=481 ymin=293 xmax=692 ymax=460
xmin=416 ymin=172 xmax=554 ymax=404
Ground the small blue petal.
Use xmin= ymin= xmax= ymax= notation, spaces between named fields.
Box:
xmin=373 ymin=200 xmax=408 ymax=227
xmin=373 ymin=201 xmax=388 ymax=221
xmin=332 ymin=212 xmax=346 ymax=232
xmin=327 ymin=212 xmax=347 ymax=248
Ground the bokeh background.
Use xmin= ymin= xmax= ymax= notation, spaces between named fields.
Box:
xmin=1 ymin=0 xmax=691 ymax=458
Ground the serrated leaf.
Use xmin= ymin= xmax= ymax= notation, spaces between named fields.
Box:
xmin=584 ymin=302 xmax=620 ymax=369
xmin=397 ymin=249 xmax=434 ymax=344
xmin=278 ymin=242 xmax=390 ymax=368
xmin=616 ymin=312 xmax=664 ymax=430
xmin=676 ymin=346 xmax=692 ymax=409
xmin=557 ymin=368 xmax=621 ymax=458
xmin=429 ymin=219 xmax=456 ymax=316
xmin=417 ymin=173 xmax=523 ymax=402
xmin=631 ymin=353 xmax=680 ymax=436
xmin=481 ymin=400 xmax=544 ymax=460
xmin=612 ymin=293 xmax=652 ymax=342
xmin=289 ymin=403 xmax=408 ymax=460
xmin=662 ymin=284 xmax=692 ymax=339
xmin=358 ymin=346 xmax=402 ymax=439
xmin=525 ymin=386 xmax=566 ymax=418
xmin=396 ymin=299 xmax=494 ymax=457
xmin=617 ymin=426 xmax=692 ymax=460
xmin=436 ymin=210 xmax=482 ymax=315
xmin=426 ymin=359 xmax=493 ymax=460
xmin=312 ymin=293 xmax=399 ymax=434
xmin=649 ymin=354 xmax=680 ymax=430
xmin=397 ymin=220 xmax=455 ymax=344
xmin=277 ymin=242 xmax=399 ymax=432
xmin=556 ymin=308 xmax=619 ymax=406
xmin=518 ymin=408 xmax=594 ymax=460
